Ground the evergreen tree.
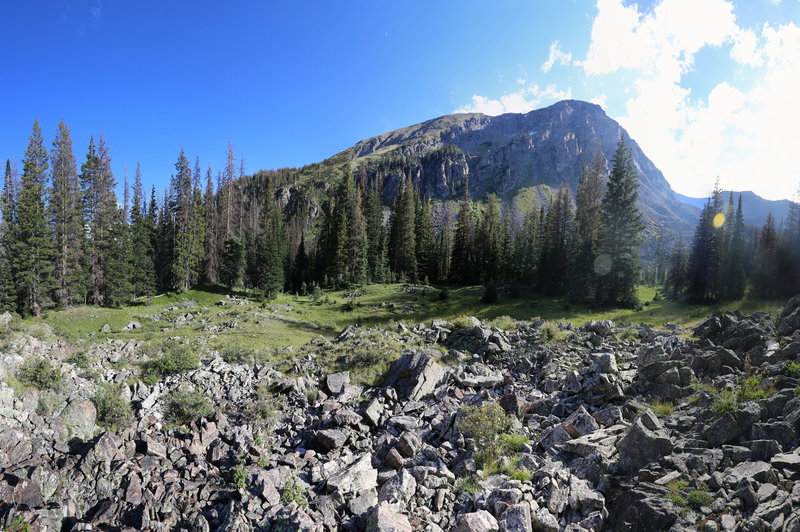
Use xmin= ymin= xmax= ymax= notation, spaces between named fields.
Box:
xmin=569 ymin=149 xmax=605 ymax=302
xmin=10 ymin=120 xmax=54 ymax=315
xmin=170 ymin=150 xmax=203 ymax=292
xmin=539 ymin=186 xmax=573 ymax=296
xmin=513 ymin=206 xmax=541 ymax=286
xmin=435 ymin=221 xmax=452 ymax=283
xmin=203 ymin=165 xmax=218 ymax=283
xmin=290 ymin=235 xmax=309 ymax=292
xmin=752 ymin=213 xmax=779 ymax=299
xmin=105 ymin=207 xmax=133 ymax=305
xmin=415 ymin=195 xmax=436 ymax=283
xmin=49 ymin=120 xmax=84 ymax=306
xmin=0 ymin=161 xmax=16 ymax=311
xmin=257 ymin=179 xmax=288 ymax=299
xmin=219 ymin=237 xmax=245 ymax=289
xmin=81 ymin=137 xmax=118 ymax=305
xmin=477 ymin=193 xmax=504 ymax=284
xmin=388 ymin=174 xmax=417 ymax=281
xmin=450 ymin=179 xmax=477 ymax=284
xmin=685 ymin=184 xmax=724 ymax=303
xmin=129 ymin=163 xmax=157 ymax=297
xmin=664 ymin=239 xmax=689 ymax=300
xmin=595 ymin=139 xmax=644 ymax=308
xmin=364 ymin=175 xmax=387 ymax=283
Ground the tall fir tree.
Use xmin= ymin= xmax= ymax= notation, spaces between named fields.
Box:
xmin=257 ymin=179 xmax=288 ymax=299
xmin=539 ymin=186 xmax=573 ymax=296
xmin=0 ymin=160 xmax=16 ymax=311
xmin=752 ymin=213 xmax=779 ymax=299
xmin=477 ymin=193 xmax=504 ymax=284
xmin=450 ymin=179 xmax=477 ymax=284
xmin=10 ymin=120 xmax=54 ymax=315
xmin=595 ymin=139 xmax=644 ymax=308
xmin=105 ymin=207 xmax=133 ymax=305
xmin=170 ymin=150 xmax=201 ymax=291
xmin=129 ymin=163 xmax=157 ymax=297
xmin=569 ymin=148 xmax=605 ymax=302
xmin=388 ymin=174 xmax=417 ymax=281
xmin=219 ymin=237 xmax=245 ymax=289
xmin=363 ymin=174 xmax=387 ymax=283
xmin=49 ymin=120 xmax=85 ymax=306
xmin=664 ymin=239 xmax=689 ymax=300
xmin=203 ymin=165 xmax=219 ymax=283
xmin=685 ymin=184 xmax=724 ymax=303
xmin=81 ymin=137 xmax=119 ymax=305
xmin=415 ymin=195 xmax=436 ymax=283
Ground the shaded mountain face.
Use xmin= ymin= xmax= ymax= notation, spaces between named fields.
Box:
xmin=675 ymin=190 xmax=793 ymax=228
xmin=352 ymin=100 xmax=699 ymax=234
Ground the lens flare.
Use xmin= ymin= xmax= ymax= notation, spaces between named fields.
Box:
xmin=594 ymin=253 xmax=613 ymax=276
xmin=713 ymin=212 xmax=725 ymax=228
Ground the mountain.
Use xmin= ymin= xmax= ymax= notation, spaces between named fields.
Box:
xmin=675 ymin=190 xmax=793 ymax=228
xmin=348 ymin=99 xmax=700 ymax=234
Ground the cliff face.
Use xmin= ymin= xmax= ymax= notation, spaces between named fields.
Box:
xmin=353 ymin=100 xmax=699 ymax=233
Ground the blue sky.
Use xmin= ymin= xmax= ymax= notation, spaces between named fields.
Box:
xmin=1 ymin=0 xmax=798 ymax=200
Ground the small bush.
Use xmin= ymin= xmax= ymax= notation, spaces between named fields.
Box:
xmin=787 ymin=361 xmax=800 ymax=379
xmin=649 ymin=400 xmax=674 ymax=417
xmin=164 ymin=388 xmax=214 ymax=426
xmin=738 ymin=374 xmax=774 ymax=402
xmin=489 ymin=315 xmax=517 ymax=331
xmin=711 ymin=389 xmax=738 ymax=415
xmin=666 ymin=493 xmax=687 ymax=507
xmin=437 ymin=288 xmax=451 ymax=301
xmin=455 ymin=475 xmax=481 ymax=494
xmin=94 ymin=384 xmax=132 ymax=431
xmin=481 ymin=282 xmax=498 ymax=304
xmin=508 ymin=468 xmax=532 ymax=482
xmin=231 ymin=462 xmax=247 ymax=490
xmin=538 ymin=321 xmax=565 ymax=344
xmin=457 ymin=402 xmax=512 ymax=466
xmin=499 ymin=433 xmax=530 ymax=452
xmin=141 ymin=343 xmax=200 ymax=385
xmin=451 ymin=316 xmax=475 ymax=330
xmin=280 ymin=477 xmax=308 ymax=507
xmin=36 ymin=391 xmax=60 ymax=416
xmin=686 ymin=489 xmax=712 ymax=509
xmin=247 ymin=387 xmax=285 ymax=428
xmin=17 ymin=357 xmax=62 ymax=391
xmin=666 ymin=479 xmax=688 ymax=493
xmin=66 ymin=351 xmax=93 ymax=370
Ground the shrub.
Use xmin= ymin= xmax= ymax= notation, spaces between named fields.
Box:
xmin=666 ymin=493 xmax=687 ymax=507
xmin=247 ymin=387 xmax=285 ymax=428
xmin=280 ymin=477 xmax=308 ymax=507
xmin=738 ymin=374 xmax=774 ymax=402
xmin=94 ymin=384 xmax=133 ymax=431
xmin=538 ymin=321 xmax=565 ymax=343
xmin=481 ymin=282 xmax=498 ymax=304
xmin=141 ymin=343 xmax=200 ymax=385
xmin=17 ymin=357 xmax=62 ymax=391
xmin=164 ymin=388 xmax=214 ymax=426
xmin=686 ymin=490 xmax=713 ymax=509
xmin=509 ymin=469 xmax=532 ymax=482
xmin=231 ymin=462 xmax=247 ymax=490
xmin=648 ymin=400 xmax=674 ymax=417
xmin=437 ymin=288 xmax=450 ymax=301
xmin=66 ymin=351 xmax=93 ymax=370
xmin=489 ymin=315 xmax=517 ymax=331
xmin=457 ymin=402 xmax=511 ymax=467
xmin=455 ymin=475 xmax=481 ymax=494
xmin=787 ymin=361 xmax=800 ymax=379
xmin=499 ymin=433 xmax=530 ymax=453
xmin=711 ymin=390 xmax=738 ymax=415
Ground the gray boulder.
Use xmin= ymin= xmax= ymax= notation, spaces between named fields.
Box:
xmin=58 ymin=399 xmax=96 ymax=441
xmin=616 ymin=410 xmax=673 ymax=474
xmin=384 ymin=352 xmax=447 ymax=401
xmin=366 ymin=502 xmax=412 ymax=532
xmin=454 ymin=510 xmax=499 ymax=532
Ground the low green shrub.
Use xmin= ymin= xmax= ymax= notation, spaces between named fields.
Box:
xmin=787 ymin=361 xmax=800 ymax=379
xmin=94 ymin=384 xmax=132 ymax=431
xmin=648 ymin=400 xmax=674 ymax=417
xmin=17 ymin=357 xmax=62 ymax=391
xmin=164 ymin=388 xmax=214 ymax=426
xmin=499 ymin=433 xmax=530 ymax=452
xmin=457 ymin=402 xmax=512 ymax=466
xmin=455 ymin=475 xmax=481 ymax=494
xmin=141 ymin=343 xmax=200 ymax=385
xmin=231 ymin=462 xmax=247 ymax=490
xmin=538 ymin=321 xmax=566 ymax=343
xmin=686 ymin=489 xmax=712 ymax=509
xmin=509 ymin=468 xmax=532 ymax=482
xmin=280 ymin=477 xmax=308 ymax=507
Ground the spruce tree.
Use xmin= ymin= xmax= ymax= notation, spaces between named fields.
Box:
xmin=257 ymin=179 xmax=287 ymax=299
xmin=220 ymin=237 xmax=245 ymax=289
xmin=129 ymin=163 xmax=157 ymax=297
xmin=478 ymin=193 xmax=503 ymax=284
xmin=753 ymin=213 xmax=778 ymax=299
xmin=364 ymin=175 xmax=387 ymax=283
xmin=170 ymin=150 xmax=201 ymax=292
xmin=415 ymin=196 xmax=436 ymax=283
xmin=388 ymin=174 xmax=417 ymax=281
xmin=10 ymin=120 xmax=54 ymax=315
xmin=686 ymin=184 xmax=724 ymax=303
xmin=539 ymin=186 xmax=573 ymax=296
xmin=0 ymin=161 xmax=17 ymax=311
xmin=203 ymin=165 xmax=218 ymax=283
xmin=664 ymin=239 xmax=689 ymax=300
xmin=49 ymin=120 xmax=84 ymax=306
xmin=105 ymin=207 xmax=133 ymax=305
xmin=595 ymin=139 xmax=644 ymax=308
xmin=450 ymin=179 xmax=476 ymax=284
xmin=569 ymin=149 xmax=605 ymax=302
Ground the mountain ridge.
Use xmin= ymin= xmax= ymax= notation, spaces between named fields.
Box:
xmin=674 ymin=190 xmax=793 ymax=228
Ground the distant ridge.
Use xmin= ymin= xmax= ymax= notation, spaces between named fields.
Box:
xmin=674 ymin=190 xmax=793 ymax=228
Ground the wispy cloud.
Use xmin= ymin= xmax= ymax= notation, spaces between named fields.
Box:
xmin=455 ymin=84 xmax=573 ymax=115
xmin=541 ymin=41 xmax=573 ymax=73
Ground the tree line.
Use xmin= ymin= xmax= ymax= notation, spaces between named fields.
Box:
xmin=1 ymin=121 xmax=647 ymax=316
xmin=664 ymin=182 xmax=800 ymax=303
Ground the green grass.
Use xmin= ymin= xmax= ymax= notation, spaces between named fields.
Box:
xmin=16 ymin=284 xmax=784 ymax=383
xmin=648 ymin=400 xmax=674 ymax=417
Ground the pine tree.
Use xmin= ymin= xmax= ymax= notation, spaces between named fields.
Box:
xmin=364 ymin=175 xmax=387 ymax=283
xmin=569 ymin=149 xmax=605 ymax=302
xmin=219 ymin=237 xmax=245 ymax=289
xmin=49 ymin=120 xmax=84 ymax=306
xmin=81 ymin=136 xmax=118 ymax=305
xmin=539 ymin=186 xmax=573 ymax=296
xmin=170 ymin=150 xmax=200 ymax=292
xmin=203 ymin=165 xmax=218 ymax=283
xmin=10 ymin=120 xmax=54 ymax=315
xmin=257 ymin=179 xmax=288 ymax=299
xmin=753 ymin=213 xmax=779 ymax=299
xmin=685 ymin=184 xmax=724 ymax=303
xmin=415 ymin=195 xmax=436 ymax=283
xmin=513 ymin=206 xmax=541 ymax=286
xmin=450 ymin=179 xmax=477 ymax=284
xmin=105 ymin=207 xmax=133 ymax=305
xmin=477 ymin=193 xmax=504 ymax=284
xmin=129 ymin=163 xmax=157 ymax=297
xmin=664 ymin=239 xmax=689 ymax=300
xmin=435 ymin=221 xmax=452 ymax=283
xmin=595 ymin=139 xmax=644 ymax=308
xmin=388 ymin=174 xmax=417 ymax=281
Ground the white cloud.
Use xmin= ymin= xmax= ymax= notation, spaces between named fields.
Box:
xmin=541 ymin=41 xmax=573 ymax=73
xmin=580 ymin=0 xmax=800 ymax=200
xmin=455 ymin=84 xmax=573 ymax=115
xmin=590 ymin=94 xmax=608 ymax=109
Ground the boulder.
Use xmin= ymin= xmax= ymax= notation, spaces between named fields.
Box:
xmin=312 ymin=429 xmax=348 ymax=453
xmin=326 ymin=454 xmax=377 ymax=495
xmin=58 ymin=398 xmax=96 ymax=441
xmin=325 ymin=371 xmax=350 ymax=395
xmin=616 ymin=410 xmax=673 ymax=475
xmin=384 ymin=352 xmax=447 ymax=401
xmin=365 ymin=502 xmax=412 ymax=532
xmin=499 ymin=503 xmax=532 ymax=532
xmin=454 ymin=510 xmax=499 ymax=532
